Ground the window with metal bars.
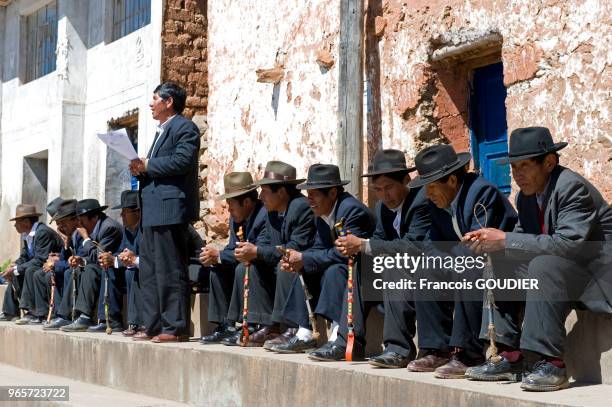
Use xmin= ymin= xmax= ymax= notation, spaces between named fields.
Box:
xmin=24 ymin=1 xmax=58 ymax=83
xmin=112 ymin=0 xmax=151 ymax=41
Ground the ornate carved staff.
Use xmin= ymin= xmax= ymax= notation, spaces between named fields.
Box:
xmin=236 ymin=226 xmax=250 ymax=346
xmin=334 ymin=218 xmax=355 ymax=361
xmin=276 ymin=245 xmax=319 ymax=341
xmin=45 ymin=260 xmax=57 ymax=324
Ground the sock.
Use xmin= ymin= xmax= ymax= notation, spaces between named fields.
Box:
xmin=328 ymin=321 xmax=339 ymax=342
xmin=500 ymin=350 xmax=523 ymax=363
xmin=296 ymin=326 xmax=313 ymax=341
xmin=546 ymin=358 xmax=565 ymax=368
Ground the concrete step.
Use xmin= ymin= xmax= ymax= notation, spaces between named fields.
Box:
xmin=0 ymin=323 xmax=610 ymax=407
xmin=0 ymin=362 xmax=189 ymax=407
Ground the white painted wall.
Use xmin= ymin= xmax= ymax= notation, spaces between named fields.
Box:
xmin=0 ymin=0 xmax=164 ymax=260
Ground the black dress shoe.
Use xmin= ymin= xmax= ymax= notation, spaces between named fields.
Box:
xmin=15 ymin=314 xmax=42 ymax=325
xmin=60 ymin=316 xmax=95 ymax=332
xmin=43 ymin=317 xmax=72 ymax=330
xmin=521 ymin=361 xmax=569 ymax=391
xmin=368 ymin=351 xmax=410 ymax=368
xmin=466 ymin=356 xmax=523 ymax=381
xmin=221 ymin=329 xmax=242 ymax=346
xmin=0 ymin=313 xmax=18 ymax=322
xmin=309 ymin=344 xmax=346 ymax=361
xmin=87 ymin=320 xmax=123 ymax=333
xmin=200 ymin=325 xmax=236 ymax=344
xmin=272 ymin=336 xmax=317 ymax=354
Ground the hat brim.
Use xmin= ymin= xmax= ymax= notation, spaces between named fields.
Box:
xmin=111 ymin=204 xmax=139 ymax=210
xmin=51 ymin=213 xmax=77 ymax=223
xmin=252 ymin=178 xmax=306 ymax=186
xmin=361 ymin=166 xmax=417 ymax=177
xmin=77 ymin=205 xmax=109 ymax=216
xmin=296 ymin=180 xmax=351 ymax=190
xmin=217 ymin=185 xmax=260 ymax=201
xmin=498 ymin=142 xmax=567 ymax=164
xmin=10 ymin=213 xmax=43 ymax=221
xmin=408 ymin=152 xmax=472 ymax=189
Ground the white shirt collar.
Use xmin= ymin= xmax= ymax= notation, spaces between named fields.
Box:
xmin=321 ymin=199 xmax=339 ymax=229
xmin=157 ymin=114 xmax=177 ymax=133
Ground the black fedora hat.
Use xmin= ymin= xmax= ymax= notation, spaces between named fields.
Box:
xmin=500 ymin=127 xmax=567 ymax=164
xmin=112 ymin=190 xmax=140 ymax=210
xmin=217 ymin=172 xmax=259 ymax=200
xmin=46 ymin=197 xmax=64 ymax=218
xmin=297 ymin=164 xmax=350 ymax=190
xmin=76 ymin=199 xmax=108 ymax=216
xmin=51 ymin=199 xmax=78 ymax=222
xmin=409 ymin=144 xmax=471 ymax=188
xmin=362 ymin=149 xmax=416 ymax=177
xmin=253 ymin=161 xmax=305 ymax=186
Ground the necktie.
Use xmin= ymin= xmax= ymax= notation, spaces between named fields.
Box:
xmin=147 ymin=129 xmax=162 ymax=158
xmin=538 ymin=206 xmax=546 ymax=234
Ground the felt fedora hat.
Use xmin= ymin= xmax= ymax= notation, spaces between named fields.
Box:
xmin=51 ymin=199 xmax=78 ymax=222
xmin=112 ymin=190 xmax=140 ymax=210
xmin=76 ymin=199 xmax=108 ymax=216
xmin=500 ymin=126 xmax=567 ymax=164
xmin=253 ymin=161 xmax=305 ymax=186
xmin=409 ymin=144 xmax=471 ymax=188
xmin=362 ymin=149 xmax=416 ymax=177
xmin=217 ymin=172 xmax=259 ymax=200
xmin=10 ymin=204 xmax=42 ymax=221
xmin=297 ymin=164 xmax=350 ymax=190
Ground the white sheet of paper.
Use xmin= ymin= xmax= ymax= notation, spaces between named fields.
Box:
xmin=97 ymin=128 xmax=138 ymax=160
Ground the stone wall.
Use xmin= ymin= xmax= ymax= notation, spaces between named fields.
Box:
xmin=206 ymin=0 xmax=611 ymax=229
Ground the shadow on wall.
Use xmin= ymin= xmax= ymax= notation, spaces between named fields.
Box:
xmin=565 ymin=310 xmax=612 ymax=384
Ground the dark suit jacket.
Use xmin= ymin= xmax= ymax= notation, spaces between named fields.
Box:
xmin=426 ymin=173 xmax=517 ymax=260
xmin=256 ymin=194 xmax=316 ymax=268
xmin=505 ymin=165 xmax=612 ymax=313
xmin=82 ymin=215 xmax=124 ymax=265
xmin=53 ymin=232 xmax=85 ymax=274
xmin=140 ymin=115 xmax=200 ymax=227
xmin=368 ymin=186 xmax=432 ymax=255
xmin=15 ymin=223 xmax=63 ymax=273
xmin=115 ymin=225 xmax=141 ymax=268
xmin=302 ymin=192 xmax=375 ymax=274
xmin=219 ymin=200 xmax=267 ymax=270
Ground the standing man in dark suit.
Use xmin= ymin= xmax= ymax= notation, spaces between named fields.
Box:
xmin=275 ymin=164 xmax=374 ymax=354
xmin=199 ymin=172 xmax=268 ymax=344
xmin=405 ymin=145 xmax=517 ymax=379
xmin=229 ymin=161 xmax=316 ymax=347
xmin=60 ymin=199 xmax=123 ymax=332
xmin=129 ymin=82 xmax=200 ymax=343
xmin=0 ymin=204 xmax=62 ymax=323
xmin=318 ymin=150 xmax=431 ymax=366
xmin=464 ymin=127 xmax=612 ymax=391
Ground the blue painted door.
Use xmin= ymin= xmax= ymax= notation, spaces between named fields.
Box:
xmin=470 ymin=62 xmax=511 ymax=195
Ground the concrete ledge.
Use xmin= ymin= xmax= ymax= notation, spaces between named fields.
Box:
xmin=0 ymin=324 xmax=610 ymax=407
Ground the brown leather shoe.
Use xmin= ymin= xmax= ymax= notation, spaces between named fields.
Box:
xmin=407 ymin=351 xmax=450 ymax=372
xmin=244 ymin=325 xmax=280 ymax=347
xmin=263 ymin=328 xmax=297 ymax=351
xmin=151 ymin=333 xmax=189 ymax=343
xmin=132 ymin=331 xmax=152 ymax=341
xmin=434 ymin=353 xmax=485 ymax=379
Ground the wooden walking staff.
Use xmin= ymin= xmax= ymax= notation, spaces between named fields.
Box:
xmin=276 ymin=245 xmax=320 ymax=341
xmin=473 ymin=202 xmax=499 ymax=360
xmin=334 ymin=217 xmax=355 ymax=361
xmin=46 ymin=264 xmax=57 ymax=324
xmin=236 ymin=227 xmax=250 ymax=346
xmin=92 ymin=241 xmax=112 ymax=335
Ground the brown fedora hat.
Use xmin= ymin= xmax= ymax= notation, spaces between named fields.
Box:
xmin=10 ymin=204 xmax=42 ymax=221
xmin=252 ymin=161 xmax=305 ymax=186
xmin=218 ymin=172 xmax=259 ymax=200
